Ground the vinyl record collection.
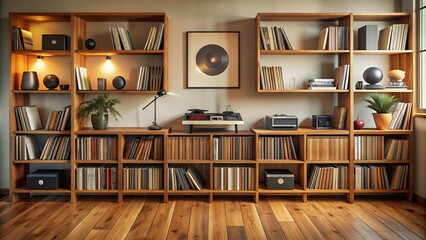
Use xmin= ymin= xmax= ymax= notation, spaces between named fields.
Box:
xmin=15 ymin=135 xmax=40 ymax=160
xmin=259 ymin=136 xmax=298 ymax=160
xmin=76 ymin=164 xmax=117 ymax=190
xmin=136 ymin=66 xmax=163 ymax=91
xmin=213 ymin=166 xmax=255 ymax=190
xmin=168 ymin=137 xmax=210 ymax=160
xmin=76 ymin=136 xmax=117 ymax=160
xmin=122 ymin=165 xmax=163 ymax=190
xmin=354 ymin=135 xmax=384 ymax=160
xmin=124 ymin=136 xmax=163 ymax=160
xmin=213 ymin=136 xmax=254 ymax=160
xmin=168 ymin=166 xmax=206 ymax=191
xmin=14 ymin=105 xmax=42 ymax=131
xmin=40 ymin=136 xmax=71 ymax=160
xmin=307 ymin=165 xmax=348 ymax=189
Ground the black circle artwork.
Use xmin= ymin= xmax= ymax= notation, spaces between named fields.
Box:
xmin=196 ymin=44 xmax=229 ymax=76
xmin=43 ymin=74 xmax=60 ymax=90
xmin=85 ymin=38 xmax=96 ymax=50
xmin=112 ymin=76 xmax=126 ymax=90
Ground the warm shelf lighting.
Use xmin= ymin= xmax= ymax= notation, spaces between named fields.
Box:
xmin=106 ymin=56 xmax=112 ymax=60
xmin=37 ymin=55 xmax=43 ymax=60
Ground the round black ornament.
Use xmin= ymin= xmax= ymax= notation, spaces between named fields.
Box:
xmin=43 ymin=74 xmax=60 ymax=90
xmin=112 ymin=76 xmax=126 ymax=90
xmin=85 ymin=38 xmax=96 ymax=50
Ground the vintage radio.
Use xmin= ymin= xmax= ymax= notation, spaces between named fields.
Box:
xmin=312 ymin=115 xmax=332 ymax=129
xmin=42 ymin=34 xmax=70 ymax=50
xmin=265 ymin=114 xmax=298 ymax=130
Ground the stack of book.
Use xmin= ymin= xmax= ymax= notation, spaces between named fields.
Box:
xmin=15 ymin=135 xmax=40 ymax=160
xmin=40 ymin=136 xmax=71 ymax=160
xmin=12 ymin=26 xmax=33 ymax=50
xmin=144 ymin=23 xmax=164 ymax=50
xmin=354 ymin=135 xmax=384 ymax=160
xmin=307 ymin=136 xmax=348 ymax=161
xmin=109 ymin=27 xmax=135 ymax=50
xmin=213 ymin=136 xmax=254 ymax=160
xmin=354 ymin=164 xmax=389 ymax=189
xmin=260 ymin=66 xmax=285 ymax=90
xmin=136 ymin=66 xmax=164 ymax=91
xmin=306 ymin=79 xmax=336 ymax=90
xmin=124 ymin=136 xmax=163 ymax=160
xmin=76 ymin=136 xmax=117 ymax=160
xmin=259 ymin=136 xmax=298 ymax=160
xmin=168 ymin=166 xmax=206 ymax=191
xmin=122 ymin=165 xmax=163 ymax=190
xmin=333 ymin=64 xmax=350 ymax=90
xmin=213 ymin=166 xmax=255 ymax=190
xmin=307 ymin=165 xmax=348 ymax=189
xmin=44 ymin=106 xmax=71 ymax=131
xmin=317 ymin=26 xmax=348 ymax=50
xmin=390 ymin=165 xmax=409 ymax=189
xmin=378 ymin=24 xmax=409 ymax=50
xmin=76 ymin=164 xmax=117 ymax=190
xmin=384 ymin=138 xmax=409 ymax=160
xmin=75 ymin=67 xmax=92 ymax=90
xmin=388 ymin=102 xmax=412 ymax=130
xmin=259 ymin=26 xmax=293 ymax=50
xmin=168 ymin=137 xmax=210 ymax=160
xmin=14 ymin=105 xmax=42 ymax=131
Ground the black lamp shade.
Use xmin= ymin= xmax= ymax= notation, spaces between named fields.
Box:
xmin=157 ymin=89 xmax=166 ymax=97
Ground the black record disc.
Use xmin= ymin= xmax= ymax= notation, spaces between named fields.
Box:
xmin=196 ymin=44 xmax=229 ymax=76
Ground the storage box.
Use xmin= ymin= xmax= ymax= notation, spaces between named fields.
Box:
xmin=42 ymin=34 xmax=70 ymax=50
xmin=264 ymin=169 xmax=294 ymax=190
xmin=27 ymin=169 xmax=64 ymax=190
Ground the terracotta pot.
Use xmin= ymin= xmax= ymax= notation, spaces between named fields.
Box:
xmin=372 ymin=113 xmax=392 ymax=130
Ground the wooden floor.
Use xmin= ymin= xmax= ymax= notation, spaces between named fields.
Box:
xmin=0 ymin=195 xmax=425 ymax=240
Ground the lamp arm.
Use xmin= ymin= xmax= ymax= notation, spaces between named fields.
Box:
xmin=142 ymin=96 xmax=158 ymax=110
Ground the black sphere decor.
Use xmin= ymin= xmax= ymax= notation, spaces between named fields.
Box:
xmin=112 ymin=76 xmax=126 ymax=90
xmin=43 ymin=74 xmax=60 ymax=90
xmin=85 ymin=38 xmax=96 ymax=50
xmin=363 ymin=67 xmax=383 ymax=85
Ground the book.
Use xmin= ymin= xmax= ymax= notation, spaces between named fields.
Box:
xmin=318 ymin=27 xmax=329 ymax=50
xmin=378 ymin=26 xmax=392 ymax=50
xmin=332 ymin=106 xmax=347 ymax=129
xmin=358 ymin=25 xmax=378 ymax=50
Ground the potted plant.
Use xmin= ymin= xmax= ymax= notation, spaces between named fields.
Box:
xmin=364 ymin=94 xmax=399 ymax=130
xmin=78 ymin=93 xmax=122 ymax=130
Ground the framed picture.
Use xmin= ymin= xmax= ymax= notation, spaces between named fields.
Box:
xmin=186 ymin=31 xmax=240 ymax=88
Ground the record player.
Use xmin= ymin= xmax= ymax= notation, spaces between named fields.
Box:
xmin=182 ymin=109 xmax=244 ymax=133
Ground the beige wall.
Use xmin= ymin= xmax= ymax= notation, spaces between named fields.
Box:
xmin=0 ymin=0 xmax=403 ymax=189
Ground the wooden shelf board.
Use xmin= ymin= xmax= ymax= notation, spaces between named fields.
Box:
xmin=212 ymin=160 xmax=256 ymax=164
xmin=75 ymin=190 xmax=118 ymax=194
xmin=354 ymin=89 xmax=413 ymax=93
xmin=11 ymin=50 xmax=71 ymax=56
xmin=354 ymin=189 xmax=410 ymax=194
xmin=75 ymin=127 xmax=170 ymax=135
xmin=305 ymin=189 xmax=350 ymax=194
xmin=252 ymin=127 xmax=349 ymax=135
xmin=168 ymin=160 xmax=210 ymax=164
xmin=11 ymin=13 xmax=71 ymax=22
xmin=13 ymin=187 xmax=71 ymax=194
xmin=306 ymin=160 xmax=350 ymax=164
xmin=258 ymin=89 xmax=349 ymax=93
xmin=353 ymin=13 xmax=410 ymax=21
xmin=76 ymin=90 xmax=158 ymax=94
xmin=75 ymin=50 xmax=164 ymax=55
xmin=122 ymin=190 xmax=165 ymax=194
xmin=13 ymin=130 xmax=71 ymax=135
xmin=74 ymin=12 xmax=166 ymax=22
xmin=257 ymin=12 xmax=350 ymax=21
xmin=212 ymin=190 xmax=257 ymax=195
xmin=258 ymin=183 xmax=304 ymax=194
xmin=354 ymin=160 xmax=410 ymax=164
xmin=169 ymin=130 xmax=253 ymax=136
xmin=75 ymin=160 xmax=118 ymax=164
xmin=353 ymin=50 xmax=413 ymax=55
xmin=354 ymin=129 xmax=412 ymax=135
xmin=122 ymin=160 xmax=164 ymax=164
xmin=167 ymin=190 xmax=211 ymax=195
xmin=260 ymin=50 xmax=349 ymax=55
xmin=12 ymin=160 xmax=70 ymax=164
xmin=13 ymin=90 xmax=71 ymax=94
xmin=258 ymin=160 xmax=304 ymax=164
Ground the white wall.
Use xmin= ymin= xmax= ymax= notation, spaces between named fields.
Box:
xmin=0 ymin=0 xmax=401 ymax=189
xmin=414 ymin=117 xmax=426 ymax=198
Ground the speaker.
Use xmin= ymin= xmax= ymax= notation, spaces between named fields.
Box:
xmin=312 ymin=115 xmax=332 ymax=129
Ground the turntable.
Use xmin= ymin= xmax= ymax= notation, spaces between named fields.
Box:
xmin=182 ymin=109 xmax=244 ymax=133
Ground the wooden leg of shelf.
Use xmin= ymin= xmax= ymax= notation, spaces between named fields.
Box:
xmin=209 ymin=193 xmax=213 ymax=203
xmin=164 ymin=193 xmax=168 ymax=203
xmin=408 ymin=192 xmax=414 ymax=202
xmin=302 ymin=194 xmax=307 ymax=203
xmin=118 ymin=194 xmax=123 ymax=203
xmin=254 ymin=193 xmax=259 ymax=203
xmin=347 ymin=192 xmax=354 ymax=204
xmin=70 ymin=193 xmax=76 ymax=203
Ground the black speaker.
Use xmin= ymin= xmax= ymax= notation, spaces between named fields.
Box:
xmin=312 ymin=115 xmax=332 ymax=129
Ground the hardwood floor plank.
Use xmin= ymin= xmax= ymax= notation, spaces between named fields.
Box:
xmin=267 ymin=196 xmax=294 ymax=222
xmin=145 ymin=199 xmax=176 ymax=240
xmin=0 ymin=201 xmax=40 ymax=227
xmin=125 ymin=199 xmax=161 ymax=240
xmin=325 ymin=200 xmax=382 ymax=240
xmin=167 ymin=197 xmax=192 ymax=240
xmin=386 ymin=200 xmax=426 ymax=227
xmin=279 ymin=222 xmax=306 ymax=240
xmin=208 ymin=200 xmax=228 ymax=240
xmin=1 ymin=199 xmax=64 ymax=240
xmin=64 ymin=201 xmax=113 ymax=240
xmin=298 ymin=201 xmax=345 ymax=240
xmin=188 ymin=199 xmax=209 ymax=240
xmin=84 ymin=229 xmax=110 ymax=240
xmin=282 ymin=198 xmax=326 ymax=240
xmin=368 ymin=199 xmax=426 ymax=239
xmin=346 ymin=201 xmax=405 ymax=240
xmin=312 ymin=199 xmax=365 ymax=240
xmin=225 ymin=198 xmax=244 ymax=226
xmin=93 ymin=199 xmax=130 ymax=230
xmin=239 ymin=201 xmax=268 ymax=239
xmin=227 ymin=226 xmax=248 ymax=240
xmin=255 ymin=198 xmax=287 ymax=240
xmin=105 ymin=199 xmax=146 ymax=240
xmin=358 ymin=200 xmax=424 ymax=240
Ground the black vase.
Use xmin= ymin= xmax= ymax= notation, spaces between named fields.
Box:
xmin=112 ymin=76 xmax=126 ymax=90
xmin=43 ymin=74 xmax=60 ymax=90
xmin=21 ymin=71 xmax=39 ymax=90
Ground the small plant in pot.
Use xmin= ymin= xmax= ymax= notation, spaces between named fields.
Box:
xmin=364 ymin=94 xmax=399 ymax=130
xmin=78 ymin=93 xmax=122 ymax=130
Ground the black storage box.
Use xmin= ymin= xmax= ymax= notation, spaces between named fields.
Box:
xmin=42 ymin=34 xmax=70 ymax=50
xmin=264 ymin=169 xmax=294 ymax=190
xmin=27 ymin=169 xmax=64 ymax=190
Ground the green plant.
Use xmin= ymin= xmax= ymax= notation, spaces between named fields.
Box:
xmin=364 ymin=94 xmax=399 ymax=113
xmin=78 ymin=93 xmax=122 ymax=120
